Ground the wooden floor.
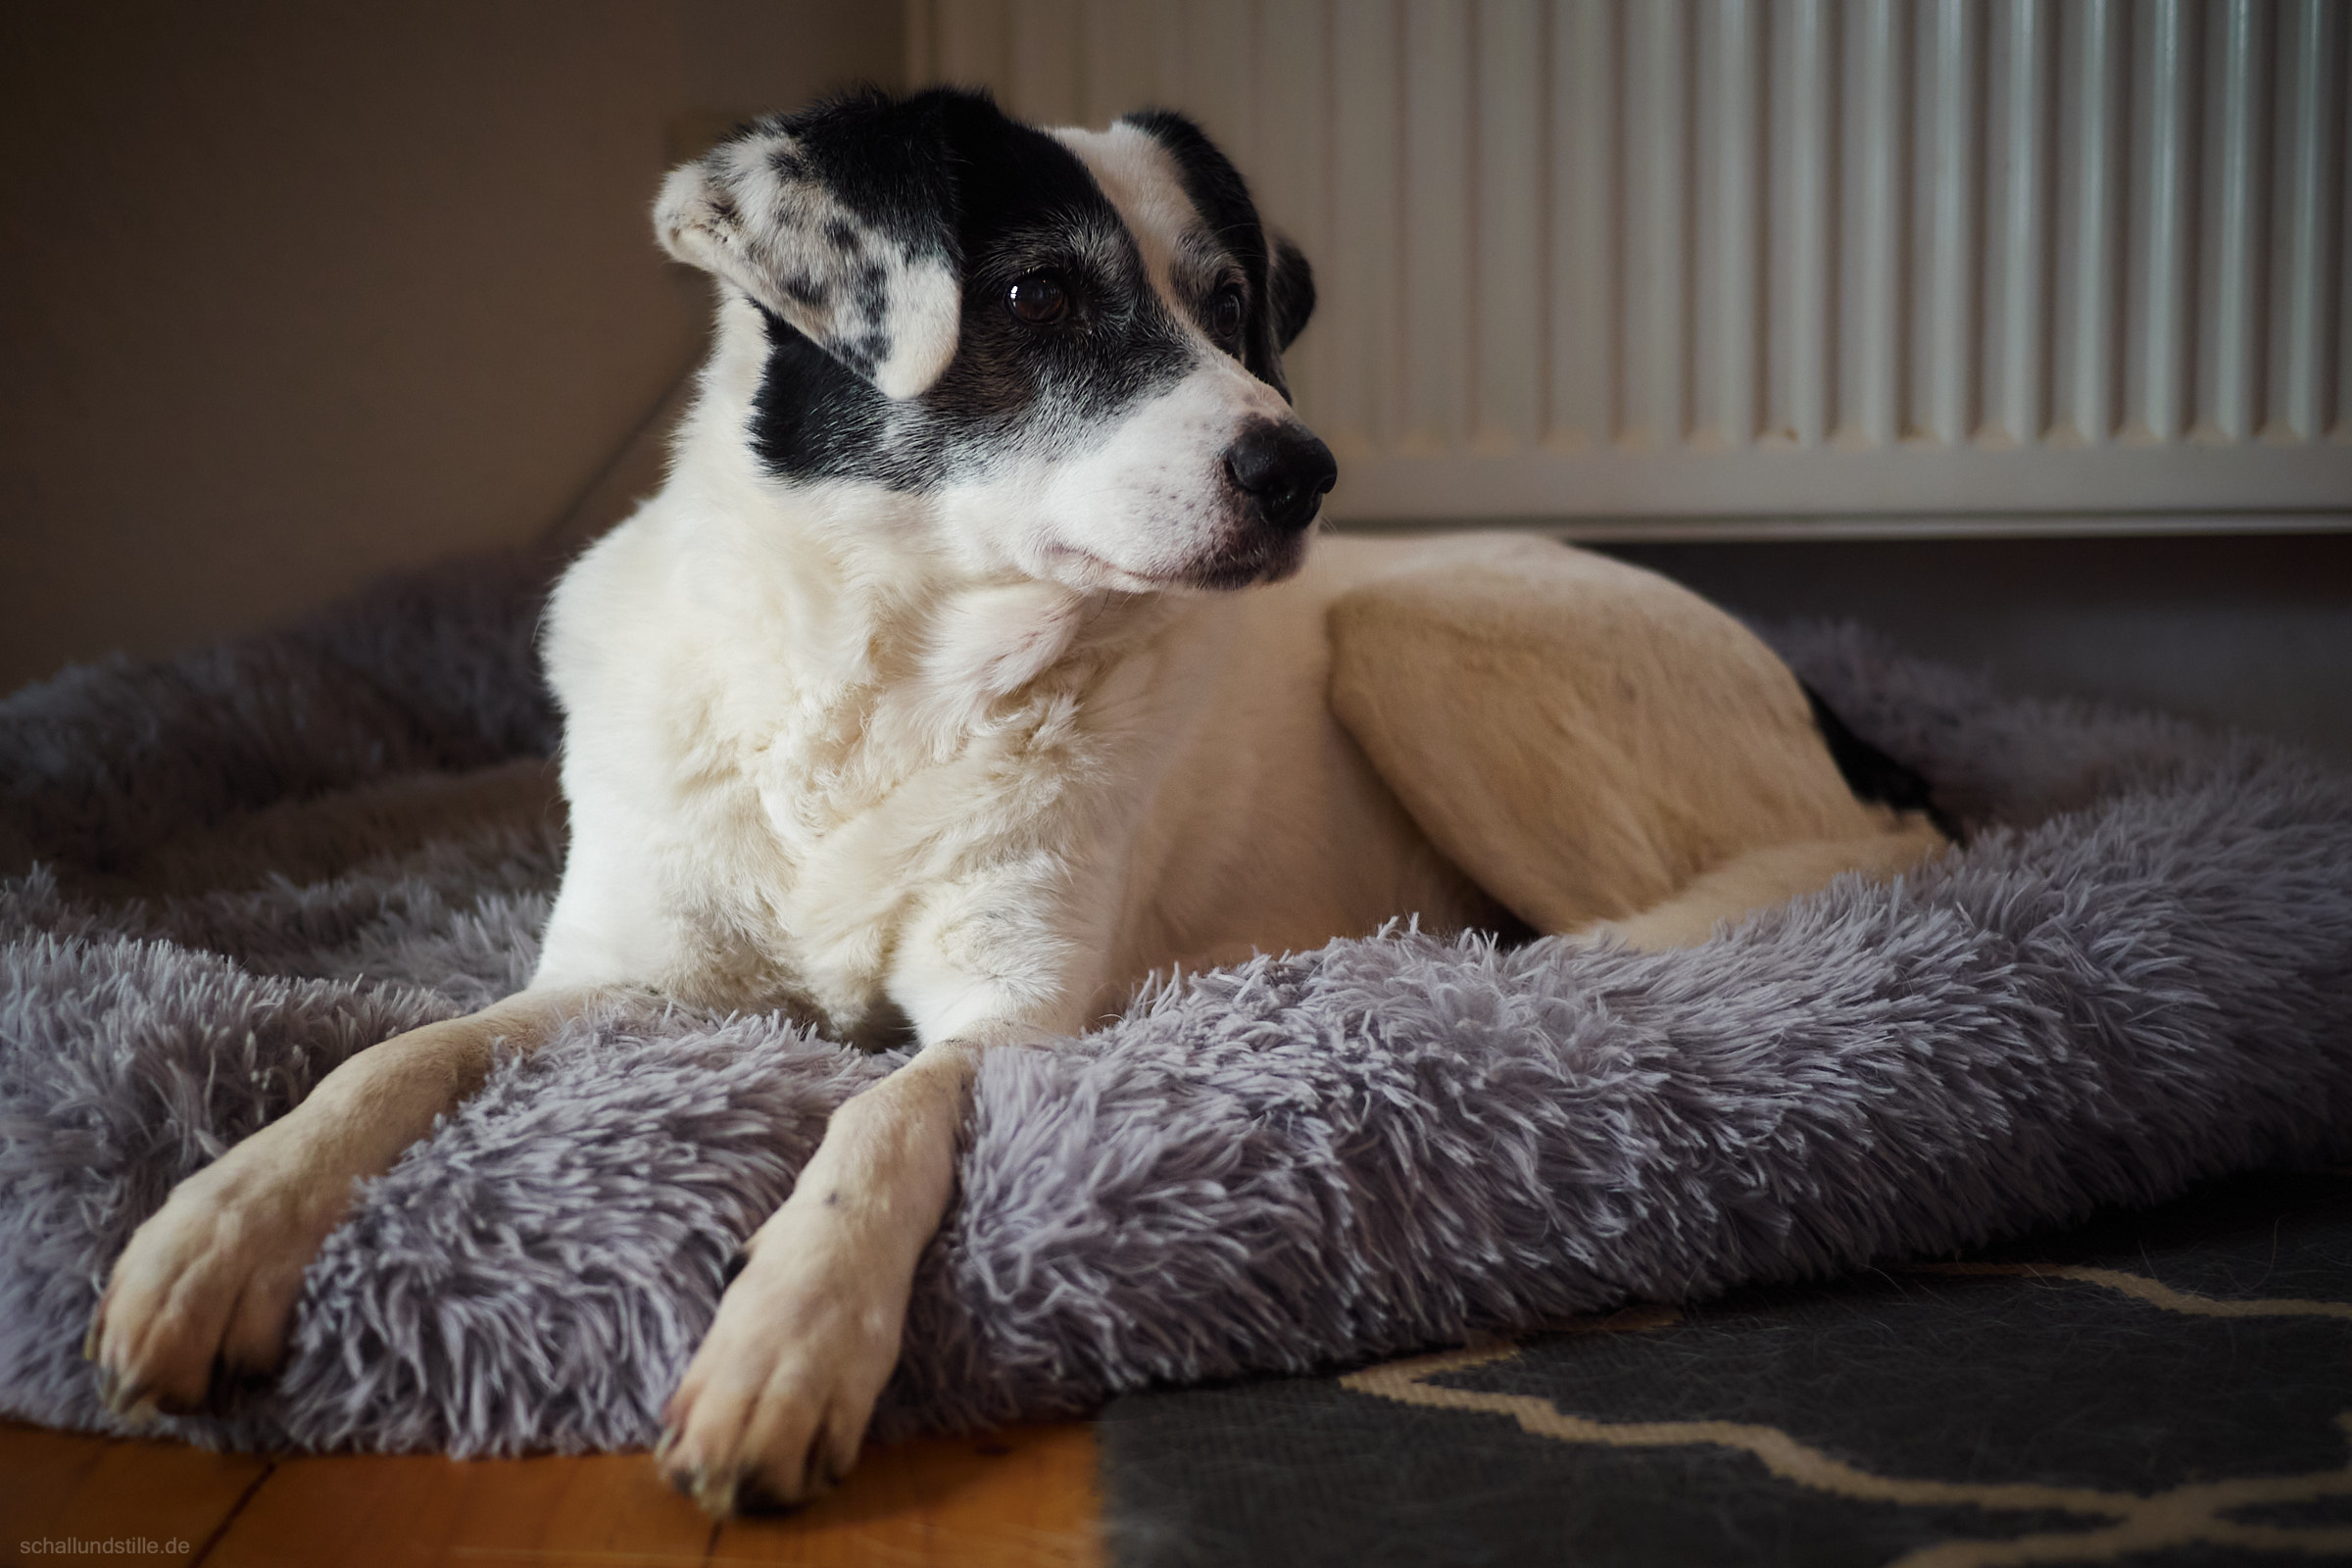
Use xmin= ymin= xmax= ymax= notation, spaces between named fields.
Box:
xmin=0 ymin=1418 xmax=1101 ymax=1567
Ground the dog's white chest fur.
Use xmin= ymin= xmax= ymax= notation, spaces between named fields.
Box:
xmin=541 ymin=511 xmax=1152 ymax=1041
xmin=534 ymin=464 xmax=1515 ymax=1048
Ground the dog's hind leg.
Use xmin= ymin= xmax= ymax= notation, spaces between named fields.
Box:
xmin=1582 ymin=818 xmax=1947 ymax=951
xmin=87 ymin=986 xmax=600 ymax=1420
xmin=1326 ymin=540 xmax=1942 ymax=939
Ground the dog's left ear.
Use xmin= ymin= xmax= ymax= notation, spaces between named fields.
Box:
xmin=656 ymin=91 xmax=962 ymax=400
xmin=1267 ymin=234 xmax=1315 ymax=353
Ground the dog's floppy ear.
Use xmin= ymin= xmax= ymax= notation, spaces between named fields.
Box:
xmin=1267 ymin=234 xmax=1315 ymax=353
xmin=656 ymin=90 xmax=962 ymax=400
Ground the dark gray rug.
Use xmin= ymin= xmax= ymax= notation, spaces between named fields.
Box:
xmin=1101 ymin=1167 xmax=2352 ymax=1567
xmin=2 ymin=550 xmax=2347 ymax=1462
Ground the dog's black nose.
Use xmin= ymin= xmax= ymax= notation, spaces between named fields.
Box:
xmin=1225 ymin=419 xmax=1338 ymax=533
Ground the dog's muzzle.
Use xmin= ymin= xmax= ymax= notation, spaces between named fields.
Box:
xmin=1225 ymin=419 xmax=1339 ymax=533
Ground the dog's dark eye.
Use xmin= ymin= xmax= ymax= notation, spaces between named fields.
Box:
xmin=1007 ymin=272 xmax=1069 ymax=326
xmin=1207 ymin=285 xmax=1246 ymax=348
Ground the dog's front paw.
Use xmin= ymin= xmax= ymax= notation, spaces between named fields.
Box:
xmin=658 ymin=1226 xmax=908 ymax=1515
xmin=86 ymin=1132 xmax=346 ymax=1418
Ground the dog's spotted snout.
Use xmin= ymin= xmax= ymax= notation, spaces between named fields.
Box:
xmin=1226 ymin=419 xmax=1338 ymax=533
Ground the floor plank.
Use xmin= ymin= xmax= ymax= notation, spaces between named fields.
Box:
xmin=711 ymin=1423 xmax=1102 ymax=1568
xmin=1 ymin=1419 xmax=1102 ymax=1568
xmin=0 ymin=1420 xmax=270 ymax=1559
xmin=205 ymin=1450 xmax=714 ymax=1568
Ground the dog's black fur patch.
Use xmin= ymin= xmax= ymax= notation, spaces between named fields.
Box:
xmin=740 ymin=89 xmax=1219 ymax=492
xmin=1802 ymin=683 xmax=1959 ymax=841
xmin=752 ymin=90 xmax=959 ymax=270
xmin=1267 ymin=236 xmax=1317 ymax=356
xmin=1121 ymin=108 xmax=1313 ymax=398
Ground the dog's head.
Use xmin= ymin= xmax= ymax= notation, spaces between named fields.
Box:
xmin=657 ymin=87 xmax=1332 ymax=592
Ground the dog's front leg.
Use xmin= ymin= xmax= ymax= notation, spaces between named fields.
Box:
xmin=656 ymin=1031 xmax=989 ymax=1513
xmin=656 ymin=869 xmax=1106 ymax=1513
xmin=87 ymin=986 xmax=594 ymax=1418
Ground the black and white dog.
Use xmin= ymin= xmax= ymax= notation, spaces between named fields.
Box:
xmin=90 ymin=87 xmax=1944 ymax=1512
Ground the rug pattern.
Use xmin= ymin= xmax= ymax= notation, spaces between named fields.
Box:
xmin=1100 ymin=1169 xmax=2352 ymax=1567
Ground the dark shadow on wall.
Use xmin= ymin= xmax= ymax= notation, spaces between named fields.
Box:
xmin=1601 ymin=533 xmax=2352 ymax=762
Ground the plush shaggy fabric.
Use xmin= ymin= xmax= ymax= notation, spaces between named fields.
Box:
xmin=2 ymin=552 xmax=2347 ymax=1458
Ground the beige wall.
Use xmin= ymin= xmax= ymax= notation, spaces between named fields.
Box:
xmin=0 ymin=1 xmax=902 ymax=694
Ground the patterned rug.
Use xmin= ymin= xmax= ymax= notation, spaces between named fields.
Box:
xmin=1101 ymin=1167 xmax=2352 ymax=1567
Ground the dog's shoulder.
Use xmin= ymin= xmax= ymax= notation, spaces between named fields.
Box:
xmin=542 ymin=492 xmax=854 ymax=755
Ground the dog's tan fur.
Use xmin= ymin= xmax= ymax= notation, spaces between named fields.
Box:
xmin=87 ymin=109 xmax=1942 ymax=1514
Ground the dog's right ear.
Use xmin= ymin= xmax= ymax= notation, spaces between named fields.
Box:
xmin=1267 ymin=234 xmax=1316 ymax=353
xmin=656 ymin=90 xmax=962 ymax=400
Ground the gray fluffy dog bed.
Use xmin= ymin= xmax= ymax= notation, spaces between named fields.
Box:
xmin=3 ymin=552 xmax=2348 ymax=1456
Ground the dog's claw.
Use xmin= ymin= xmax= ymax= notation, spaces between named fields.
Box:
xmin=674 ymin=1459 xmax=823 ymax=1519
xmin=657 ymin=1416 xmax=842 ymax=1517
xmin=95 ymin=1363 xmax=160 ymax=1428
xmin=205 ymin=1353 xmax=257 ymax=1413
xmin=691 ymin=1467 xmax=739 ymax=1519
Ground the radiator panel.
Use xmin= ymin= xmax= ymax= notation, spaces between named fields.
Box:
xmin=910 ymin=0 xmax=2351 ymax=527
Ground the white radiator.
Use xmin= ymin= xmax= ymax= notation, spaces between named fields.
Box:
xmin=909 ymin=0 xmax=2350 ymax=534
